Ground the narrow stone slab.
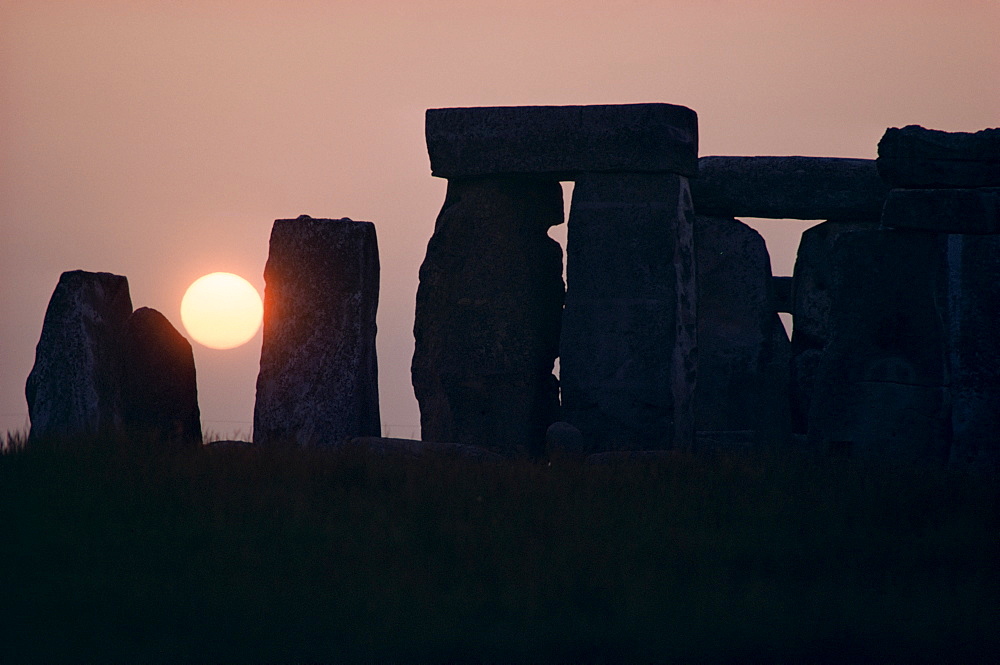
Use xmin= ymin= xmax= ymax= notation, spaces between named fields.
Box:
xmin=881 ymin=188 xmax=1000 ymax=234
xmin=788 ymin=220 xmax=872 ymax=434
xmin=877 ymin=125 xmax=1000 ymax=189
xmin=694 ymin=216 xmax=791 ymax=446
xmin=690 ymin=156 xmax=888 ymax=220
xmin=411 ymin=177 xmax=564 ymax=457
xmin=560 ymin=173 xmax=696 ymax=452
xmin=26 ymin=270 xmax=133 ymax=440
xmin=253 ymin=216 xmax=380 ymax=447
xmin=120 ymin=307 xmax=201 ymax=446
xmin=426 ymin=104 xmax=698 ymax=179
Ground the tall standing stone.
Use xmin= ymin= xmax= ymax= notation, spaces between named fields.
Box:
xmin=693 ymin=216 xmax=790 ymax=446
xmin=25 ymin=270 xmax=133 ymax=440
xmin=560 ymin=173 xmax=697 ymax=451
xmin=120 ymin=307 xmax=201 ymax=446
xmin=253 ymin=216 xmax=380 ymax=447
xmin=412 ymin=177 xmax=564 ymax=456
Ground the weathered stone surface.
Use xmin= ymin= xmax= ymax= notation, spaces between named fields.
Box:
xmin=945 ymin=234 xmax=1000 ymax=473
xmin=426 ymin=104 xmax=699 ymax=179
xmin=807 ymin=229 xmax=951 ymax=463
xmin=120 ymin=307 xmax=201 ymax=446
xmin=788 ymin=220 xmax=872 ymax=434
xmin=254 ymin=216 xmax=380 ymax=447
xmin=691 ymin=156 xmax=888 ymax=220
xmin=772 ymin=276 xmax=793 ymax=314
xmin=881 ymin=188 xmax=1000 ymax=234
xmin=877 ymin=125 xmax=1000 ymax=189
xmin=544 ymin=421 xmax=587 ymax=458
xmin=585 ymin=449 xmax=681 ymax=465
xmin=26 ymin=270 xmax=133 ymax=440
xmin=412 ymin=177 xmax=564 ymax=456
xmin=560 ymin=173 xmax=696 ymax=452
xmin=694 ymin=216 xmax=790 ymax=446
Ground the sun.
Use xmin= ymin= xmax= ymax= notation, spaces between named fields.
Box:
xmin=180 ymin=272 xmax=263 ymax=350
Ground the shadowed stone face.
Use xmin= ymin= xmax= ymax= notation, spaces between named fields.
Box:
xmin=120 ymin=307 xmax=201 ymax=446
xmin=412 ymin=177 xmax=564 ymax=456
xmin=877 ymin=125 xmax=1000 ymax=189
xmin=559 ymin=172 xmax=696 ymax=451
xmin=26 ymin=270 xmax=133 ymax=440
xmin=254 ymin=217 xmax=380 ymax=447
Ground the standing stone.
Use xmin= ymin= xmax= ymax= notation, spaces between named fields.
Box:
xmin=945 ymin=234 xmax=1000 ymax=473
xmin=253 ymin=216 xmax=380 ymax=447
xmin=694 ymin=216 xmax=790 ymax=447
xmin=119 ymin=307 xmax=201 ymax=446
xmin=560 ymin=173 xmax=697 ymax=452
xmin=880 ymin=187 xmax=1000 ymax=234
xmin=412 ymin=177 xmax=564 ymax=456
xmin=789 ymin=220 xmax=872 ymax=434
xmin=807 ymin=229 xmax=951 ymax=464
xmin=25 ymin=270 xmax=133 ymax=440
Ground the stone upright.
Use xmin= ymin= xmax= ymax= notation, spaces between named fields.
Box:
xmin=254 ymin=216 xmax=381 ymax=447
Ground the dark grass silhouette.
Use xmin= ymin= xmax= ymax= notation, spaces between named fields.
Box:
xmin=1 ymin=431 xmax=997 ymax=663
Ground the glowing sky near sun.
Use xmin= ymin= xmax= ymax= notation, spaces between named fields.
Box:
xmin=2 ymin=1 xmax=997 ymax=437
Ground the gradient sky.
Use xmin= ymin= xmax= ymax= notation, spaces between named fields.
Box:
xmin=2 ymin=1 xmax=997 ymax=438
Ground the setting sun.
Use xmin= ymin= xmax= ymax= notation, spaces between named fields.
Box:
xmin=180 ymin=272 xmax=263 ymax=350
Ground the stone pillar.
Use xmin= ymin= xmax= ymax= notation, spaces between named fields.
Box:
xmin=560 ymin=173 xmax=697 ymax=451
xmin=120 ymin=307 xmax=202 ymax=446
xmin=26 ymin=270 xmax=133 ymax=440
xmin=412 ymin=177 xmax=564 ymax=455
xmin=253 ymin=216 xmax=380 ymax=447
xmin=693 ymin=215 xmax=790 ymax=448
xmin=807 ymin=229 xmax=952 ymax=463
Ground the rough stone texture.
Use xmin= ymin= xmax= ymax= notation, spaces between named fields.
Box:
xmin=877 ymin=125 xmax=1000 ymax=189
xmin=412 ymin=177 xmax=564 ymax=456
xmin=772 ymin=276 xmax=793 ymax=314
xmin=253 ymin=216 xmax=380 ymax=447
xmin=881 ymin=188 xmax=1000 ymax=234
xmin=694 ymin=216 xmax=790 ymax=446
xmin=426 ymin=104 xmax=699 ymax=179
xmin=25 ymin=270 xmax=133 ymax=440
xmin=807 ymin=229 xmax=952 ymax=464
xmin=788 ymin=220 xmax=872 ymax=434
xmin=585 ymin=449 xmax=682 ymax=465
xmin=560 ymin=172 xmax=697 ymax=452
xmin=945 ymin=234 xmax=1000 ymax=473
xmin=120 ymin=307 xmax=201 ymax=446
xmin=690 ymin=156 xmax=888 ymax=220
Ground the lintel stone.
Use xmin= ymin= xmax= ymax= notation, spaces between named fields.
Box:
xmin=881 ymin=188 xmax=1000 ymax=234
xmin=426 ymin=103 xmax=698 ymax=179
xmin=691 ymin=156 xmax=888 ymax=220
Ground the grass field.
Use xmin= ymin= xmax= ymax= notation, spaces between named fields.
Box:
xmin=2 ymin=432 xmax=997 ymax=663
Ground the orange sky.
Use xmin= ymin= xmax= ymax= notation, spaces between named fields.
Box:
xmin=2 ymin=1 xmax=997 ymax=437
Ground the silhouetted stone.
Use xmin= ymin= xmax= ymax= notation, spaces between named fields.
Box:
xmin=25 ymin=270 xmax=133 ymax=440
xmin=426 ymin=104 xmax=699 ymax=179
xmin=412 ymin=177 xmax=564 ymax=456
xmin=120 ymin=307 xmax=201 ymax=446
xmin=254 ymin=216 xmax=380 ymax=447
xmin=808 ymin=229 xmax=951 ymax=463
xmin=772 ymin=276 xmax=793 ymax=313
xmin=788 ymin=220 xmax=871 ymax=434
xmin=691 ymin=156 xmax=888 ymax=220
xmin=560 ymin=173 xmax=696 ymax=452
xmin=694 ymin=216 xmax=790 ymax=446
xmin=544 ymin=421 xmax=587 ymax=458
xmin=585 ymin=449 xmax=681 ymax=465
xmin=877 ymin=125 xmax=1000 ymax=189
xmin=945 ymin=234 xmax=1000 ymax=473
xmin=881 ymin=188 xmax=1000 ymax=234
